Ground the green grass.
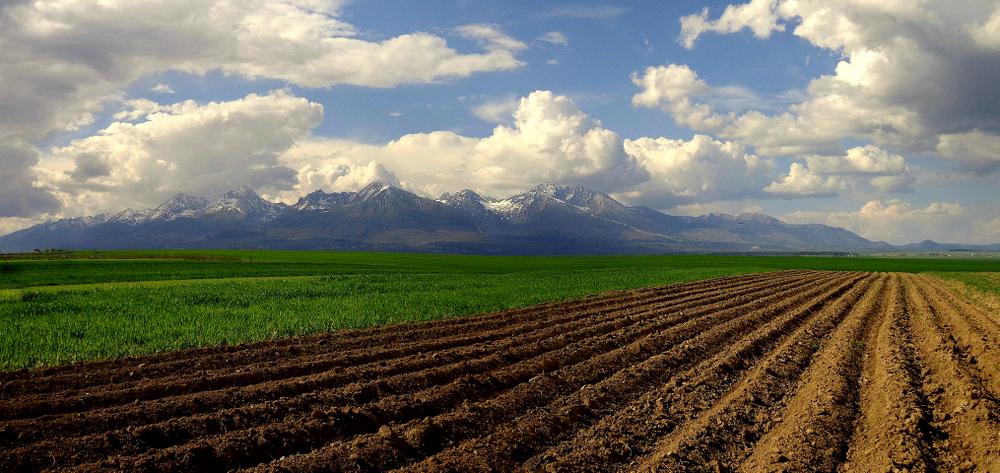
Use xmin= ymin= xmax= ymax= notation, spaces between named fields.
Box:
xmin=1 ymin=250 xmax=997 ymax=371
xmin=2 ymin=250 xmax=998 ymax=289
xmin=933 ymin=272 xmax=1000 ymax=297
xmin=1 ymin=266 xmax=762 ymax=370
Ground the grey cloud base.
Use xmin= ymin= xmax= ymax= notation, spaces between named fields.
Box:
xmin=0 ymin=141 xmax=61 ymax=217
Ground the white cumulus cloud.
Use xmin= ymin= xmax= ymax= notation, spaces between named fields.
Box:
xmin=804 ymin=145 xmax=907 ymax=175
xmin=620 ymin=135 xmax=773 ymax=207
xmin=679 ymin=0 xmax=784 ymax=49
xmin=783 ymin=199 xmax=1000 ymax=244
xmin=36 ymin=90 xmax=322 ymax=215
xmin=665 ymin=0 xmax=1000 ymax=160
xmin=286 ymin=91 xmax=648 ymax=200
xmin=272 ymin=92 xmax=777 ymax=208
xmin=472 ymin=96 xmax=520 ymax=124
xmin=466 ymin=91 xmax=648 ymax=196
xmin=0 ymin=0 xmax=529 ymax=219
xmin=150 ymin=83 xmax=175 ymax=94
xmin=765 ymin=163 xmax=846 ymax=197
xmin=767 ymin=145 xmax=915 ymax=196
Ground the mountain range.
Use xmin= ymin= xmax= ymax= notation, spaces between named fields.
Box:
xmin=2 ymin=182 xmax=996 ymax=254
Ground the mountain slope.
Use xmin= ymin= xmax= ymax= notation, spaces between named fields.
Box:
xmin=271 ymin=181 xmax=481 ymax=247
xmin=147 ymin=194 xmax=211 ymax=221
xmin=196 ymin=185 xmax=286 ymax=222
xmin=0 ymin=182 xmax=896 ymax=254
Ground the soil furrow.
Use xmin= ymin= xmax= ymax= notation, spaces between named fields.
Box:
xmin=25 ymin=271 xmax=795 ymax=400
xmin=914 ymin=275 xmax=1000 ymax=396
xmin=840 ymin=274 xmax=939 ymax=473
xmin=69 ymin=274 xmax=847 ymax=473
xmin=405 ymin=274 xmax=872 ymax=473
xmin=0 ymin=273 xmax=818 ymax=456
xmin=527 ymin=273 xmax=878 ymax=473
xmin=0 ymin=272 xmax=798 ymax=419
xmin=737 ymin=274 xmax=889 ymax=472
xmin=247 ymin=274 xmax=862 ymax=473
xmin=1 ymin=271 xmax=796 ymax=394
xmin=632 ymin=274 xmax=875 ymax=472
xmin=903 ymin=275 xmax=1000 ymax=471
xmin=2 ymin=270 xmax=994 ymax=473
xmin=1 ymin=274 xmax=827 ymax=470
xmin=924 ymin=274 xmax=1000 ymax=336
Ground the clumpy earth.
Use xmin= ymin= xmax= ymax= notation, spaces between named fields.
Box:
xmin=2 ymin=270 xmax=997 ymax=472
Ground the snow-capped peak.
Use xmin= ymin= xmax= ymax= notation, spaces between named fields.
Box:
xmin=530 ymin=182 xmax=560 ymax=196
xmin=354 ymin=180 xmax=396 ymax=201
xmin=483 ymin=199 xmax=521 ymax=214
xmin=148 ymin=193 xmax=210 ymax=220
xmin=37 ymin=214 xmax=110 ymax=230
xmin=158 ymin=193 xmax=210 ymax=211
xmin=108 ymin=208 xmax=152 ymax=224
xmin=294 ymin=189 xmax=351 ymax=211
xmin=484 ymin=182 xmax=623 ymax=217
xmin=438 ymin=189 xmax=496 ymax=205
xmin=199 ymin=185 xmax=284 ymax=221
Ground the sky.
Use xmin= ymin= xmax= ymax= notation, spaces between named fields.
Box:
xmin=1 ymin=0 xmax=999 ymax=244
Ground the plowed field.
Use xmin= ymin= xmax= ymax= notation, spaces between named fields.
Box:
xmin=1 ymin=270 xmax=997 ymax=472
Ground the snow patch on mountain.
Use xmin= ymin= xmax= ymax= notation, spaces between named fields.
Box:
xmin=108 ymin=208 xmax=153 ymax=225
xmin=148 ymin=194 xmax=210 ymax=220
xmin=197 ymin=185 xmax=286 ymax=221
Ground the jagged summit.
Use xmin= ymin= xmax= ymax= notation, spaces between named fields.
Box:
xmin=561 ymin=185 xmax=626 ymax=213
xmin=342 ymin=181 xmax=431 ymax=211
xmin=438 ymin=189 xmax=496 ymax=204
xmin=475 ymin=182 xmax=627 ymax=220
xmin=438 ymin=189 xmax=497 ymax=214
xmin=157 ymin=193 xmax=210 ymax=211
xmin=354 ymin=180 xmax=397 ymax=200
xmin=529 ymin=181 xmax=561 ymax=196
xmin=108 ymin=208 xmax=152 ymax=224
xmin=294 ymin=189 xmax=352 ymax=211
xmin=148 ymin=193 xmax=210 ymax=220
xmin=200 ymin=185 xmax=285 ymax=221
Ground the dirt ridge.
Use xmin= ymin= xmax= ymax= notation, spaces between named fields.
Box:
xmin=1 ymin=270 xmax=996 ymax=472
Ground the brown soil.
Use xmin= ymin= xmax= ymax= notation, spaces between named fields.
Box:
xmin=1 ymin=270 xmax=996 ymax=472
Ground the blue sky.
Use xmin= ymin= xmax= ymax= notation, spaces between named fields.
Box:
xmin=110 ymin=1 xmax=837 ymax=142
xmin=2 ymin=0 xmax=999 ymax=243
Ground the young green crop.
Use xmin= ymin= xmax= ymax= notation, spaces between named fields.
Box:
xmin=1 ymin=266 xmax=765 ymax=370
xmin=933 ymin=272 xmax=1000 ymax=297
xmin=2 ymin=250 xmax=998 ymax=371
xmin=2 ymin=250 xmax=997 ymax=289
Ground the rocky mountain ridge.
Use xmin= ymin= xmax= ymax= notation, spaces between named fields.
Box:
xmin=0 ymin=181 xmax=942 ymax=254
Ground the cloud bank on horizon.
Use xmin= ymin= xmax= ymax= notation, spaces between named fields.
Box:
xmin=1 ymin=0 xmax=998 ymax=244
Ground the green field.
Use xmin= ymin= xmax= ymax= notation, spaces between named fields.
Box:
xmin=1 ymin=250 xmax=998 ymax=370
xmin=934 ymin=271 xmax=1000 ymax=298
